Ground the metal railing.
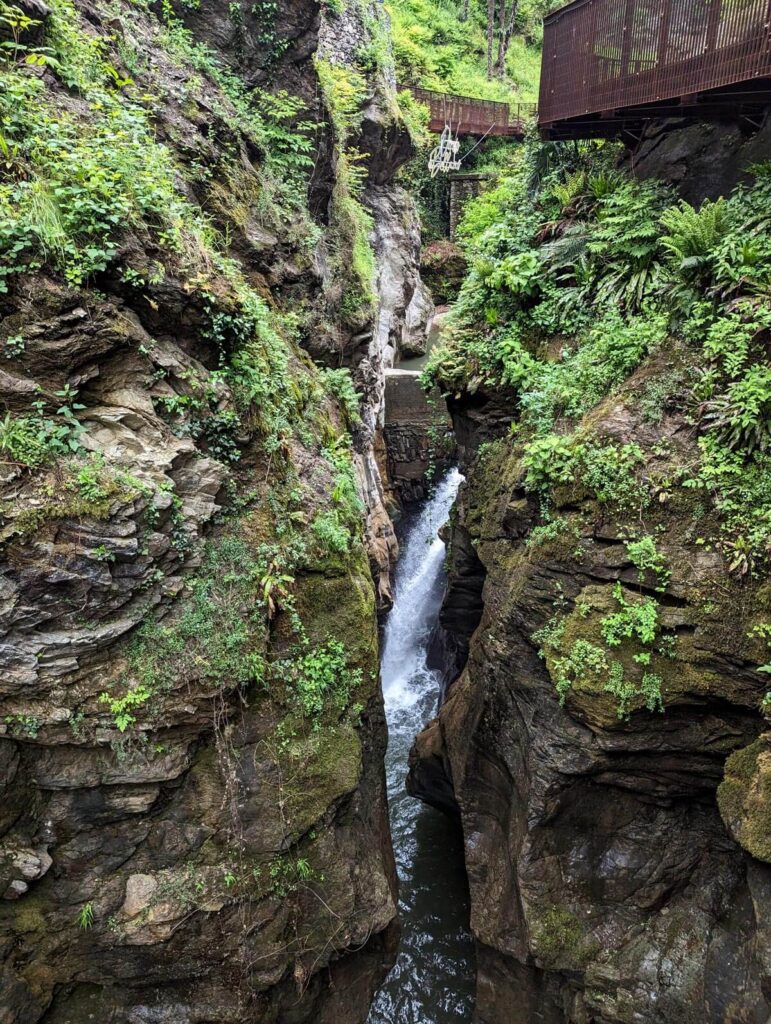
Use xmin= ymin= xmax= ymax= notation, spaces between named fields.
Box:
xmin=410 ymin=87 xmax=537 ymax=137
xmin=540 ymin=0 xmax=771 ymax=127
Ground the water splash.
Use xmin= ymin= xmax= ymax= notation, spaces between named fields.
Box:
xmin=368 ymin=468 xmax=475 ymax=1024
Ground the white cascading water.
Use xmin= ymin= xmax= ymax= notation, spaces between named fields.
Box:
xmin=368 ymin=468 xmax=475 ymax=1024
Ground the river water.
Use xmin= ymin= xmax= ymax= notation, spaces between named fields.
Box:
xmin=367 ymin=468 xmax=476 ymax=1024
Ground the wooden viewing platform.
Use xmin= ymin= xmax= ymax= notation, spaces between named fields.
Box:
xmin=410 ymin=87 xmax=536 ymax=138
xmin=540 ymin=0 xmax=771 ymax=141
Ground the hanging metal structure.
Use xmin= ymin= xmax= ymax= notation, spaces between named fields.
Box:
xmin=428 ymin=125 xmax=462 ymax=177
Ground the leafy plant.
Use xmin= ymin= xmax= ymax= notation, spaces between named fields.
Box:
xmin=551 ymin=638 xmax=607 ymax=704
xmin=311 ymin=509 xmax=352 ymax=555
xmin=4 ymin=713 xmax=40 ymax=737
xmin=3 ymin=333 xmax=23 ymax=358
xmin=523 ymin=434 xmax=583 ymax=492
xmin=626 ymin=536 xmax=669 ymax=590
xmin=275 ymin=639 xmax=363 ymax=727
xmin=77 ymin=902 xmax=94 ymax=929
xmin=260 ymin=562 xmax=295 ymax=620
xmin=660 ymin=198 xmax=730 ymax=284
xmin=99 ymin=684 xmax=151 ymax=732
xmin=0 ymin=2 xmax=62 ymax=69
xmin=320 ymin=367 xmax=362 ymax=426
xmin=0 ymin=413 xmax=49 ymax=467
xmin=601 ymin=583 xmax=659 ymax=648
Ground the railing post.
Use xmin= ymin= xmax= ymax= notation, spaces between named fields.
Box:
xmin=656 ymin=0 xmax=673 ymax=70
xmin=582 ymin=0 xmax=599 ymax=113
xmin=620 ymin=0 xmax=635 ymax=77
xmin=705 ymin=0 xmax=723 ymax=52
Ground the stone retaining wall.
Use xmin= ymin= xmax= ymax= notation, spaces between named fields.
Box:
xmin=383 ymin=370 xmax=455 ymax=505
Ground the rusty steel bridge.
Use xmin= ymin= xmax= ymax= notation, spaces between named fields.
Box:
xmin=409 ymin=87 xmax=536 ymax=138
xmin=408 ymin=1 xmax=771 ymax=146
xmin=539 ymin=0 xmax=771 ymax=140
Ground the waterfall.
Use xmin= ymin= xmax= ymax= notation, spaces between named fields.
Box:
xmin=368 ymin=468 xmax=475 ymax=1024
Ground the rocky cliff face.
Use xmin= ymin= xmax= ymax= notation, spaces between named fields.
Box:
xmin=627 ymin=117 xmax=771 ymax=204
xmin=410 ymin=360 xmax=771 ymax=1023
xmin=0 ymin=0 xmax=426 ymax=1015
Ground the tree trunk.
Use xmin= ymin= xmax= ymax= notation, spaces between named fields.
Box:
xmin=460 ymin=0 xmax=469 ymax=22
xmin=486 ymin=0 xmax=495 ymax=78
xmin=495 ymin=0 xmax=519 ymax=77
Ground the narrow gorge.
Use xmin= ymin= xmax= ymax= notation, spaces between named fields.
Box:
xmin=2 ymin=0 xmax=771 ymax=1021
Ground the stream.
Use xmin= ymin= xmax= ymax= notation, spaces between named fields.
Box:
xmin=367 ymin=468 xmax=476 ymax=1024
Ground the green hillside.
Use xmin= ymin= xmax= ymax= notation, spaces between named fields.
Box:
xmin=387 ymin=0 xmax=549 ymax=104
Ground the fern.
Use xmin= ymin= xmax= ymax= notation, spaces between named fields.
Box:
xmin=699 ymin=364 xmax=771 ymax=454
xmin=550 ymin=170 xmax=587 ymax=211
xmin=594 ymin=259 xmax=665 ymax=309
xmin=539 ymin=223 xmax=591 ymax=270
xmin=586 ymin=180 xmax=670 ymax=309
xmin=660 ymin=198 xmax=730 ymax=273
xmin=587 ymin=169 xmax=626 ymax=200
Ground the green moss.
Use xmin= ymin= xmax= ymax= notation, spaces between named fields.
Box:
xmin=12 ymin=489 xmax=138 ymax=538
xmin=532 ymin=905 xmax=597 ymax=969
xmin=314 ymin=59 xmax=377 ymax=327
xmin=291 ymin=561 xmax=378 ymax=680
xmin=12 ymin=894 xmax=48 ymax=933
xmin=718 ymin=738 xmax=771 ymax=863
xmin=328 ymin=156 xmax=377 ymax=327
xmin=532 ymin=585 xmax=732 ymax=726
xmin=282 ymin=723 xmax=362 ymax=829
xmin=725 ymin=739 xmax=764 ymax=785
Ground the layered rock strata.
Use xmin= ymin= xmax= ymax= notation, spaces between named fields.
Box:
xmin=0 ymin=0 xmax=430 ymax=1016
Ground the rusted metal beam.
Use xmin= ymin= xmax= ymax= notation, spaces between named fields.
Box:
xmin=656 ymin=0 xmax=673 ymax=70
xmin=705 ymin=0 xmax=724 ymax=54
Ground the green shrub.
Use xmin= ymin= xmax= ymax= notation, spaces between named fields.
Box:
xmin=311 ymin=509 xmax=351 ymax=554
xmin=320 ymin=367 xmax=362 ymax=426
xmin=522 ymin=434 xmax=583 ymax=492
xmin=601 ymin=583 xmax=659 ymax=648
xmin=275 ymin=639 xmax=363 ymax=727
xmin=0 ymin=413 xmax=50 ymax=467
xmin=100 ymin=685 xmax=152 ymax=732
xmin=551 ymin=638 xmax=607 ymax=704
xmin=440 ymin=141 xmax=771 ymax=572
xmin=660 ymin=197 xmax=730 ymax=287
xmin=522 ymin=434 xmax=645 ymax=511
xmin=100 ymin=532 xmax=270 ymax=730
xmin=0 ymin=387 xmax=85 ymax=468
xmin=626 ymin=535 xmax=669 ymax=589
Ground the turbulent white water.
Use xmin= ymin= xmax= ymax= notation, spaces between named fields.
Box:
xmin=368 ymin=468 xmax=476 ymax=1024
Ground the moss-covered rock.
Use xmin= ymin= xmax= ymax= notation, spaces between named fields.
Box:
xmin=530 ymin=905 xmax=598 ymax=970
xmin=540 ymin=583 xmax=737 ymax=729
xmin=0 ymin=0 xmax=405 ymax=1014
xmin=411 ymin=336 xmax=771 ymax=1023
xmin=718 ymin=735 xmax=771 ymax=863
